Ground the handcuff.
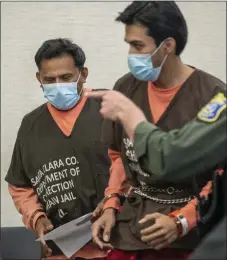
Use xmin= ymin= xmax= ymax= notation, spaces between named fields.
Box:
xmin=172 ymin=214 xmax=189 ymax=237
xmin=102 ymin=193 xmax=121 ymax=205
xmin=30 ymin=209 xmax=46 ymax=231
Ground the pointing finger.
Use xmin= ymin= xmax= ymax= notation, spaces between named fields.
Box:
xmin=85 ymin=91 xmax=108 ymax=99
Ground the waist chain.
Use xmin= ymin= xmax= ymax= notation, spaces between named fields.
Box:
xmin=140 ymin=186 xmax=192 ymax=194
xmin=133 ymin=188 xmax=194 ymax=204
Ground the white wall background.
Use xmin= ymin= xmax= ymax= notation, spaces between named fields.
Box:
xmin=1 ymin=1 xmax=226 ymax=227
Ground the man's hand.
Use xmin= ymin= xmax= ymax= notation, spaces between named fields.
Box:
xmin=86 ymin=90 xmax=146 ymax=122
xmin=139 ymin=213 xmax=178 ymax=250
xmin=86 ymin=90 xmax=146 ymax=140
xmin=86 ymin=90 xmax=132 ymax=121
xmin=92 ymin=208 xmax=116 ymax=250
xmin=35 ymin=216 xmax=54 ymax=257
xmin=92 ymin=199 xmax=105 ymax=219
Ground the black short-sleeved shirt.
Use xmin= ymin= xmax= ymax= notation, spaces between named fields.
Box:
xmin=102 ymin=69 xmax=226 ymax=251
xmin=6 ymin=96 xmax=110 ymax=228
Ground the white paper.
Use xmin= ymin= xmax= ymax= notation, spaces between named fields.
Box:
xmin=54 ymin=221 xmax=92 ymax=258
xmin=36 ymin=213 xmax=93 ymax=258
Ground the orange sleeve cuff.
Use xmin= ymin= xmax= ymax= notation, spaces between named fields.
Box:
xmin=168 ymin=210 xmax=181 ymax=218
xmin=103 ymin=149 xmax=126 ymax=211
xmin=169 ymin=181 xmax=212 ymax=230
xmin=103 ymin=197 xmax=121 ymax=211
xmin=32 ymin=211 xmax=47 ymax=230
xmin=169 ymin=203 xmax=197 ymax=230
xmin=169 ymin=201 xmax=197 ymax=230
xmin=8 ymin=184 xmax=45 ymax=230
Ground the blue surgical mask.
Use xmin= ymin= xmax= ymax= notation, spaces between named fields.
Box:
xmin=43 ymin=74 xmax=82 ymax=111
xmin=128 ymin=43 xmax=167 ymax=82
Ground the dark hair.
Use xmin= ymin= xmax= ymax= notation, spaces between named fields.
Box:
xmin=116 ymin=1 xmax=188 ymax=55
xmin=34 ymin=38 xmax=86 ymax=70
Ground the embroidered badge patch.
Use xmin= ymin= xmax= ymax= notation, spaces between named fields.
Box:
xmin=197 ymin=92 xmax=226 ymax=122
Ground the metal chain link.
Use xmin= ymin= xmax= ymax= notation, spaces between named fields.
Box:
xmin=140 ymin=186 xmax=192 ymax=195
xmin=133 ymin=188 xmax=194 ymax=204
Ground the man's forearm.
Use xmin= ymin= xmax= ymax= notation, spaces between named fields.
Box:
xmin=8 ymin=184 xmax=46 ymax=229
xmin=102 ymin=149 xmax=126 ymax=211
xmin=169 ymin=181 xmax=212 ymax=236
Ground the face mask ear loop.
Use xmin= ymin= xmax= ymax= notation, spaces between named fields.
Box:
xmin=150 ymin=42 xmax=167 ymax=68
xmin=77 ymin=72 xmax=84 ymax=97
xmin=76 ymin=72 xmax=81 ymax=84
xmin=158 ymin=38 xmax=171 ymax=66
xmin=160 ymin=54 xmax=168 ymax=67
xmin=79 ymin=86 xmax=84 ymax=96
xmin=151 ymin=41 xmax=164 ymax=57
xmin=151 ymin=42 xmax=168 ymax=69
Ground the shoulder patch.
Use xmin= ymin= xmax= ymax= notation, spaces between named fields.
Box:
xmin=197 ymin=93 xmax=226 ymax=122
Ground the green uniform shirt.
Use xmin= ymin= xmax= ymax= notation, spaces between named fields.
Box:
xmin=134 ymin=92 xmax=226 ymax=181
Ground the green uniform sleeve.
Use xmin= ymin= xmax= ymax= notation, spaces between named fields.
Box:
xmin=133 ymin=111 xmax=226 ymax=181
